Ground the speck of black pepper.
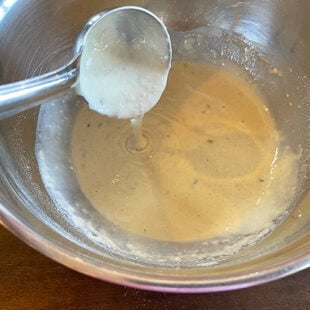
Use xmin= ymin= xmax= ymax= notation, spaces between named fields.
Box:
xmin=207 ymin=139 xmax=214 ymax=144
xmin=259 ymin=179 xmax=265 ymax=183
xmin=87 ymin=123 xmax=91 ymax=128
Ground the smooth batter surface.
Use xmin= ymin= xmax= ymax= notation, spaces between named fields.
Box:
xmin=71 ymin=61 xmax=298 ymax=242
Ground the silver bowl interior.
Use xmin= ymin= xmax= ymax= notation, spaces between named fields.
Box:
xmin=0 ymin=0 xmax=309 ymax=292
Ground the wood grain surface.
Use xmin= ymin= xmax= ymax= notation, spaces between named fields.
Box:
xmin=0 ymin=225 xmax=309 ymax=310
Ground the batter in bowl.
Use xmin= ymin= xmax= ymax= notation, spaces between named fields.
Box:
xmin=71 ymin=60 xmax=299 ymax=242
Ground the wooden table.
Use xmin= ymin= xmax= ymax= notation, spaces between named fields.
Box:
xmin=1 ymin=225 xmax=309 ymax=310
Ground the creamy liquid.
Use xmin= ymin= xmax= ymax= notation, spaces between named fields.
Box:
xmin=71 ymin=61 xmax=299 ymax=242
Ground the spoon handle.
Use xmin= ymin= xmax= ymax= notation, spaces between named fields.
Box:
xmin=0 ymin=58 xmax=79 ymax=119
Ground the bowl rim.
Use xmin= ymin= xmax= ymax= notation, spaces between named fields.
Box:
xmin=1 ymin=203 xmax=309 ymax=293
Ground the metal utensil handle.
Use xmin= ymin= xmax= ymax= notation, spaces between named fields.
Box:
xmin=0 ymin=58 xmax=79 ymax=119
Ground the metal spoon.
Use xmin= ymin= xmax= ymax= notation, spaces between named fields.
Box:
xmin=0 ymin=6 xmax=172 ymax=119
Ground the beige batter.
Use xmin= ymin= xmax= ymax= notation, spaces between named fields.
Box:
xmin=71 ymin=61 xmax=299 ymax=242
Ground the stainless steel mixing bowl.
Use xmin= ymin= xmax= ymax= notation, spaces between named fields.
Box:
xmin=0 ymin=0 xmax=309 ymax=292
